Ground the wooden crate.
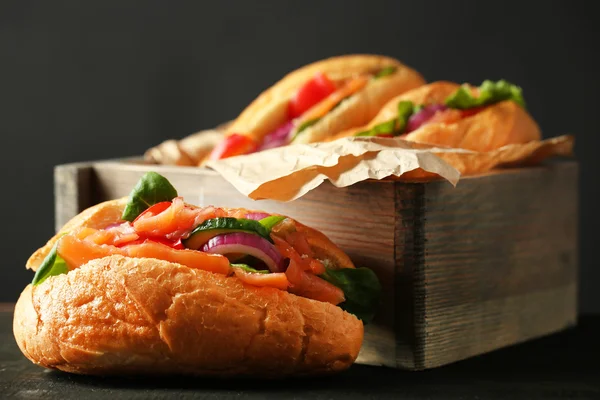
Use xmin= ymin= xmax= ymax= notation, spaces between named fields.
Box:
xmin=54 ymin=159 xmax=579 ymax=370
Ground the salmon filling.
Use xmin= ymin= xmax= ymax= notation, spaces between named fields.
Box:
xmin=54 ymin=199 xmax=346 ymax=305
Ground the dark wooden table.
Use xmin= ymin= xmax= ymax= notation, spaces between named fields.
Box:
xmin=1 ymin=310 xmax=599 ymax=399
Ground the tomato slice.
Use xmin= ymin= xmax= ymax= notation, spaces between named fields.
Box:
xmin=133 ymin=197 xmax=221 ymax=240
xmin=297 ymin=75 xmax=368 ymax=123
xmin=288 ymin=72 xmax=336 ymax=119
xmin=460 ymin=106 xmax=487 ymax=118
xmin=133 ymin=201 xmax=172 ymax=223
xmin=209 ymin=133 xmax=258 ymax=161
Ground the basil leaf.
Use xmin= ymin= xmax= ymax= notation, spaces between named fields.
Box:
xmin=355 ymin=100 xmax=416 ymax=137
xmin=259 ymin=215 xmax=286 ymax=231
xmin=297 ymin=118 xmax=320 ymax=134
xmin=121 ymin=172 xmax=178 ymax=222
xmin=445 ymin=79 xmax=526 ymax=110
xmin=231 ymin=263 xmax=269 ymax=274
xmin=319 ymin=267 xmax=382 ymax=323
xmin=291 ymin=118 xmax=321 ymax=143
xmin=396 ymin=100 xmax=415 ymax=133
xmin=32 ymin=242 xmax=69 ymax=286
xmin=374 ymin=66 xmax=397 ymax=79
xmin=355 ymin=120 xmax=396 ymax=137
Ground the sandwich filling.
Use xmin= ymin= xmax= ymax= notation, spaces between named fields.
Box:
xmin=209 ymin=66 xmax=399 ymax=160
xmin=32 ymin=172 xmax=381 ymax=322
xmin=354 ymin=80 xmax=526 ymax=138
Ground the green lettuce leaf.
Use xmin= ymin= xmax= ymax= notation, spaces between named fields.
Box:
xmin=395 ymin=100 xmax=416 ymax=132
xmin=32 ymin=242 xmax=69 ymax=286
xmin=291 ymin=118 xmax=321 ymax=142
xmin=231 ymin=263 xmax=269 ymax=274
xmin=319 ymin=266 xmax=382 ymax=323
xmin=374 ymin=66 xmax=397 ymax=79
xmin=445 ymin=79 xmax=526 ymax=109
xmin=355 ymin=120 xmax=396 ymax=137
xmin=121 ymin=172 xmax=178 ymax=222
xmin=355 ymin=100 xmax=416 ymax=137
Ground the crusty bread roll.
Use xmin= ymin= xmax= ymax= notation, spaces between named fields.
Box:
xmin=331 ymin=81 xmax=542 ymax=152
xmin=14 ymin=255 xmax=362 ymax=377
xmin=225 ymin=54 xmax=425 ymax=144
xmin=16 ymin=198 xmax=363 ymax=377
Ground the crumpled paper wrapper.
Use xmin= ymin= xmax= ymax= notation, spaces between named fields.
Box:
xmin=205 ymin=135 xmax=574 ymax=202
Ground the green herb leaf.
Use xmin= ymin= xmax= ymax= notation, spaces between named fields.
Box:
xmin=32 ymin=242 xmax=69 ymax=286
xmin=297 ymin=118 xmax=320 ymax=134
xmin=355 ymin=120 xmax=396 ymax=137
xmin=331 ymin=95 xmax=352 ymax=112
xmin=374 ymin=66 xmax=397 ymax=79
xmin=319 ymin=267 xmax=382 ymax=323
xmin=445 ymin=79 xmax=526 ymax=110
xmin=121 ymin=172 xmax=178 ymax=222
xmin=355 ymin=100 xmax=416 ymax=137
xmin=259 ymin=215 xmax=286 ymax=231
xmin=396 ymin=100 xmax=415 ymax=133
xmin=231 ymin=263 xmax=269 ymax=274
xmin=291 ymin=118 xmax=321 ymax=142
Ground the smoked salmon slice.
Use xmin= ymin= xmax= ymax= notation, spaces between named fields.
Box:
xmin=57 ymin=234 xmax=230 ymax=275
xmin=133 ymin=197 xmax=226 ymax=240
xmin=232 ymin=268 xmax=290 ymax=291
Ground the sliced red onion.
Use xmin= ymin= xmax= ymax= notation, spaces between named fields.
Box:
xmin=406 ymin=104 xmax=448 ymax=133
xmin=257 ymin=121 xmax=294 ymax=151
xmin=244 ymin=212 xmax=270 ymax=220
xmin=202 ymin=233 xmax=284 ymax=272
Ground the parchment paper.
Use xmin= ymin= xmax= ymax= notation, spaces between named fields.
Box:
xmin=205 ymin=135 xmax=574 ymax=202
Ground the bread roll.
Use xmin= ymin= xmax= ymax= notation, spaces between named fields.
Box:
xmin=16 ymin=198 xmax=364 ymax=377
xmin=14 ymin=255 xmax=363 ymax=377
xmin=225 ymin=54 xmax=425 ymax=144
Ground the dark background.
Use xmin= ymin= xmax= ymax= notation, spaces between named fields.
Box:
xmin=1 ymin=1 xmax=598 ymax=312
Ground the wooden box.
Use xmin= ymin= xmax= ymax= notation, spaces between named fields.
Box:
xmin=54 ymin=159 xmax=579 ymax=370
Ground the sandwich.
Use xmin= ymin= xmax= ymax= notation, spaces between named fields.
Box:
xmin=207 ymin=54 xmax=425 ymax=160
xmin=13 ymin=172 xmax=381 ymax=377
xmin=329 ymin=80 xmax=541 ymax=151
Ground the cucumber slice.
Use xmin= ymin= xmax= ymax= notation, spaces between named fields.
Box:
xmin=183 ymin=217 xmax=273 ymax=250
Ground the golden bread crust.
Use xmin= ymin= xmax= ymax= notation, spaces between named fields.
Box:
xmin=226 ymin=54 xmax=425 ymax=142
xmin=26 ymin=198 xmax=128 ymax=272
xmin=14 ymin=255 xmax=363 ymax=377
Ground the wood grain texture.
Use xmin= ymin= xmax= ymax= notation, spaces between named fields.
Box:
xmin=53 ymin=159 xmax=579 ymax=370
xmin=54 ymin=163 xmax=95 ymax=233
xmin=394 ymin=161 xmax=578 ymax=369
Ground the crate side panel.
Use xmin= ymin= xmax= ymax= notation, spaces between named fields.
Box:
xmin=418 ymin=162 xmax=578 ymax=368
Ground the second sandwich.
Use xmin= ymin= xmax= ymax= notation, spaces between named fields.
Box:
xmin=330 ymin=80 xmax=541 ymax=151
xmin=208 ymin=54 xmax=425 ymax=160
